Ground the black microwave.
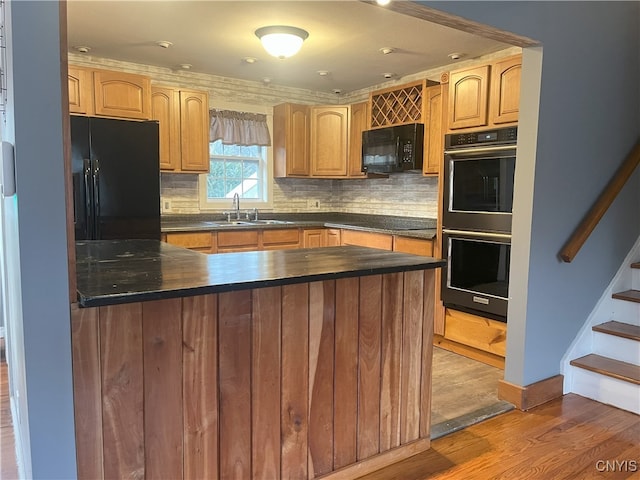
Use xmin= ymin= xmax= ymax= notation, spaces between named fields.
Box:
xmin=361 ymin=123 xmax=424 ymax=174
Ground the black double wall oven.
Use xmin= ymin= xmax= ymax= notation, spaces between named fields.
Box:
xmin=441 ymin=127 xmax=517 ymax=322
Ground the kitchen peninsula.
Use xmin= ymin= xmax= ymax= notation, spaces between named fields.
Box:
xmin=72 ymin=240 xmax=445 ymax=479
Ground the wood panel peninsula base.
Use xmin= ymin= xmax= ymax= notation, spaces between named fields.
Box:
xmin=72 ymin=240 xmax=444 ymax=479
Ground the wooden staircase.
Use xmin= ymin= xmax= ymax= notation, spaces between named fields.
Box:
xmin=569 ymin=262 xmax=640 ymax=414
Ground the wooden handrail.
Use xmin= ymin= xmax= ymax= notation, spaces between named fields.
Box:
xmin=560 ymin=139 xmax=640 ymax=263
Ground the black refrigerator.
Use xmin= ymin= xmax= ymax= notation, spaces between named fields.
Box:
xmin=71 ymin=116 xmax=161 ymax=240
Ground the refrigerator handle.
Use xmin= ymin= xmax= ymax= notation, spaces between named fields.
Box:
xmin=92 ymin=158 xmax=101 ymax=239
xmin=83 ymin=158 xmax=93 ymax=237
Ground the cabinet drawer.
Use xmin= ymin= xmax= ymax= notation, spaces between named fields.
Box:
xmin=262 ymin=228 xmax=300 ymax=247
xmin=217 ymin=230 xmax=259 ymax=248
xmin=393 ymin=236 xmax=434 ymax=256
xmin=341 ymin=229 xmax=393 ymax=250
xmin=444 ymin=308 xmax=506 ymax=357
xmin=165 ymin=232 xmax=212 ymax=249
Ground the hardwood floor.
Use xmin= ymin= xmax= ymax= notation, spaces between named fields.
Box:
xmin=357 ymin=393 xmax=640 ymax=479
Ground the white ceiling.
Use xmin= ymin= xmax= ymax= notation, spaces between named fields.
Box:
xmin=66 ymin=0 xmax=512 ymax=94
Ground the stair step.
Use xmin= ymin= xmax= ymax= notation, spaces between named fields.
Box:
xmin=570 ymin=354 xmax=640 ymax=385
xmin=593 ymin=321 xmax=640 ymax=341
xmin=612 ymin=289 xmax=640 ymax=303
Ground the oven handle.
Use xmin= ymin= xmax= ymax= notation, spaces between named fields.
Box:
xmin=444 ymin=145 xmax=516 ymax=156
xmin=443 ymin=228 xmax=512 ymax=240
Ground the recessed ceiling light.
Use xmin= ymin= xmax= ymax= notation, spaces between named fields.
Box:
xmin=243 ymin=57 xmax=258 ymax=64
xmin=263 ymin=77 xmax=272 ymax=85
xmin=332 ymin=88 xmax=342 ymax=94
xmin=448 ymin=52 xmax=464 ymax=60
xmin=376 ymin=0 xmax=392 ymax=5
xmin=179 ymin=64 xmax=192 ymax=70
xmin=379 ymin=47 xmax=395 ymax=55
xmin=74 ymin=46 xmax=91 ymax=54
xmin=382 ymin=72 xmax=395 ymax=79
xmin=155 ymin=40 xmax=173 ymax=49
xmin=317 ymin=70 xmax=330 ymax=77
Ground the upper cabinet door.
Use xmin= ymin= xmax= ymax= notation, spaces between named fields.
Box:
xmin=423 ymin=85 xmax=443 ymax=175
xmin=68 ymin=66 xmax=93 ymax=115
xmin=310 ymin=106 xmax=350 ymax=177
xmin=490 ymin=55 xmax=522 ymax=125
xmin=288 ymin=104 xmax=311 ymax=176
xmin=179 ymin=90 xmax=210 ymax=172
xmin=273 ymin=103 xmax=310 ymax=177
xmin=93 ymin=70 xmax=152 ymax=120
xmin=348 ymin=102 xmax=368 ymax=178
xmin=448 ymin=65 xmax=490 ymax=130
xmin=151 ymin=86 xmax=181 ymax=171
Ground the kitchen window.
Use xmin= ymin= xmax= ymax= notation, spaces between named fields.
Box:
xmin=199 ymin=107 xmax=273 ymax=210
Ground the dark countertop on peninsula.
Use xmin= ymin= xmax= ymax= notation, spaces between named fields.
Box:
xmin=161 ymin=212 xmax=437 ymax=240
xmin=76 ymin=240 xmax=445 ymax=307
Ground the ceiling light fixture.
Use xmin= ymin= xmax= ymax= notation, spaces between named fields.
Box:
xmin=74 ymin=46 xmax=91 ymax=54
xmin=155 ymin=40 xmax=173 ymax=49
xmin=179 ymin=64 xmax=192 ymax=70
xmin=448 ymin=52 xmax=464 ymax=60
xmin=255 ymin=26 xmax=309 ymax=59
xmin=382 ymin=72 xmax=395 ymax=79
xmin=376 ymin=0 xmax=392 ymax=5
xmin=379 ymin=47 xmax=395 ymax=55
xmin=317 ymin=70 xmax=329 ymax=77
xmin=243 ymin=57 xmax=258 ymax=64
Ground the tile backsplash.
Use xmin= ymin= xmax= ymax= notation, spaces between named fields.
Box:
xmin=161 ymin=173 xmax=439 ymax=218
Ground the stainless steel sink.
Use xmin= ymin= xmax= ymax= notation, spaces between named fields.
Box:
xmin=249 ymin=219 xmax=294 ymax=225
xmin=210 ymin=220 xmax=255 ymax=226
xmin=213 ymin=219 xmax=294 ymax=226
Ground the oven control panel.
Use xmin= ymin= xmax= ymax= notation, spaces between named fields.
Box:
xmin=446 ymin=126 xmax=518 ymax=149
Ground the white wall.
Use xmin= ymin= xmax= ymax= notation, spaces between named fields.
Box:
xmin=420 ymin=1 xmax=640 ymax=386
xmin=3 ymin=1 xmax=77 ymax=477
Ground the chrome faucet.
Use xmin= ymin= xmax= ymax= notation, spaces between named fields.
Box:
xmin=232 ymin=193 xmax=240 ymax=219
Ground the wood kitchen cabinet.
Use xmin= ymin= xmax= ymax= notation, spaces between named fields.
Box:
xmin=92 ymin=69 xmax=152 ymax=120
xmin=447 ymin=64 xmax=490 ymax=130
xmin=422 ymin=84 xmax=443 ymax=175
xmin=310 ymin=105 xmax=350 ymax=177
xmin=151 ymin=87 xmax=180 ymax=170
xmin=446 ymin=54 xmax=522 ymax=131
xmin=152 ymin=86 xmax=210 ymax=173
xmin=273 ymin=103 xmax=310 ymax=177
xmin=164 ymin=232 xmax=214 ymax=253
xmin=68 ymin=66 xmax=152 ymax=120
xmin=216 ymin=230 xmax=260 ymax=253
xmin=261 ymin=228 xmax=300 ymax=250
xmin=341 ymin=229 xmax=393 ymax=250
xmin=489 ymin=55 xmax=522 ymax=125
xmin=369 ymin=80 xmax=426 ymax=128
xmin=348 ymin=101 xmax=368 ymax=177
xmin=274 ymin=102 xmax=368 ymax=179
xmin=68 ymin=66 xmax=93 ymax=115
xmin=393 ymin=235 xmax=434 ymax=256
xmin=303 ymin=228 xmax=341 ymax=248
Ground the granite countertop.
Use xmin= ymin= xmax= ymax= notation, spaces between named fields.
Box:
xmin=76 ymin=240 xmax=445 ymax=307
xmin=161 ymin=212 xmax=438 ymax=240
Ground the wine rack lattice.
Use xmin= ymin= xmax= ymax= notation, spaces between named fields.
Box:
xmin=370 ymin=82 xmax=423 ymax=128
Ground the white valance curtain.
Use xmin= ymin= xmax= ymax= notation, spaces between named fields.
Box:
xmin=209 ymin=109 xmax=271 ymax=146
